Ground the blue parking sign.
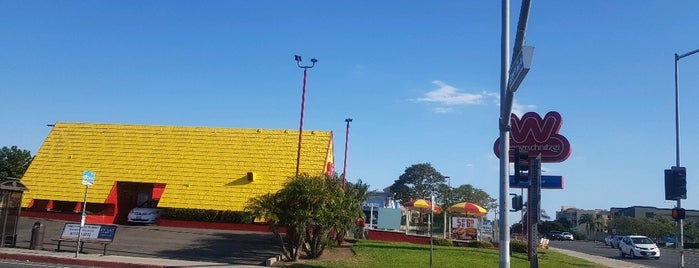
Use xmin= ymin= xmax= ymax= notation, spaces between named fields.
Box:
xmin=82 ymin=171 xmax=95 ymax=186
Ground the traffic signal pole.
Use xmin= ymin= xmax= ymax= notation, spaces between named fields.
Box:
xmin=673 ymin=48 xmax=699 ymax=268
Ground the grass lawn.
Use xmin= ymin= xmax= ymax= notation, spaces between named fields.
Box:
xmin=286 ymin=239 xmax=607 ymax=268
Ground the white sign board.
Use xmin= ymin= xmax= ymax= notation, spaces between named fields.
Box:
xmin=507 ymin=45 xmax=535 ymax=93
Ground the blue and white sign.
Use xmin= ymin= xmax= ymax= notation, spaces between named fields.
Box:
xmin=509 ymin=175 xmax=563 ymax=189
xmin=82 ymin=170 xmax=95 ymax=186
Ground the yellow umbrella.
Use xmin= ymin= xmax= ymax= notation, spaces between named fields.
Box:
xmin=404 ymin=199 xmax=442 ymax=214
xmin=447 ymin=202 xmax=487 ymax=217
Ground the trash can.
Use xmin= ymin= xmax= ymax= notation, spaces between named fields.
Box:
xmin=29 ymin=222 xmax=44 ymax=250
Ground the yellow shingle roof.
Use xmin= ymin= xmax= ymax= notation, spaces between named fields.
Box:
xmin=22 ymin=122 xmax=334 ymax=211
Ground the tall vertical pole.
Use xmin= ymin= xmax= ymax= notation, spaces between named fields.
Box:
xmin=674 ymin=53 xmax=684 ymax=268
xmin=342 ymin=118 xmax=353 ymax=189
xmin=429 ymin=195 xmax=434 ymax=268
xmin=444 ymin=176 xmax=450 ymax=238
xmin=673 ymin=48 xmax=699 ymax=268
xmin=498 ymin=0 xmax=511 ymax=267
xmin=294 ymin=55 xmax=317 ymax=176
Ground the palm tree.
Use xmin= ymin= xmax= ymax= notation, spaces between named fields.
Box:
xmin=578 ymin=214 xmax=599 ymax=240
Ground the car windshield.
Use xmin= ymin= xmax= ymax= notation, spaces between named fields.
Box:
xmin=632 ymin=237 xmax=654 ymax=244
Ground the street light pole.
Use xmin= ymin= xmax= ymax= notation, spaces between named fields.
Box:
xmin=342 ymin=118 xmax=353 ymax=189
xmin=294 ymin=55 xmax=317 ymax=176
xmin=674 ymin=48 xmax=699 ymax=268
xmin=444 ymin=176 xmax=450 ymax=238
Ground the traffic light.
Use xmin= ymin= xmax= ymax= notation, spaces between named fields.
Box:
xmin=665 ymin=166 xmax=687 ymax=200
xmin=671 ymin=207 xmax=686 ymax=221
xmin=513 ymin=148 xmax=530 ymax=183
xmin=511 ymin=194 xmax=523 ymax=212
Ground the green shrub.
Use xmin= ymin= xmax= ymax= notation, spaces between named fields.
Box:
xmin=217 ymin=210 xmax=255 ymax=223
xmin=468 ymin=240 xmax=495 ymax=248
xmin=510 ymin=239 xmax=528 ymax=254
xmin=160 ymin=208 xmax=219 ymax=221
xmin=433 ymin=237 xmax=453 ymax=246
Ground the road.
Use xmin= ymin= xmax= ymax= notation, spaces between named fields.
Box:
xmin=549 ymin=240 xmax=699 ymax=268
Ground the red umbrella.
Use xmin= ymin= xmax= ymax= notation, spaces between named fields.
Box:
xmin=404 ymin=199 xmax=442 ymax=214
xmin=447 ymin=202 xmax=487 ymax=217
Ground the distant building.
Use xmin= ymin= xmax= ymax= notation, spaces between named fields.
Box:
xmin=610 ymin=206 xmax=699 ymax=223
xmin=556 ymin=206 xmax=610 ymax=234
xmin=556 ymin=205 xmax=699 ymax=240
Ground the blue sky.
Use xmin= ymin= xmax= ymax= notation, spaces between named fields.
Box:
xmin=2 ymin=1 xmax=699 ymax=222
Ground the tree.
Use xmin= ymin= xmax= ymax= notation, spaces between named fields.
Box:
xmin=451 ymin=184 xmax=497 ymax=213
xmin=0 ymin=146 xmax=32 ymax=179
xmin=578 ymin=214 xmax=599 ymax=240
xmin=246 ymin=174 xmax=367 ymax=262
xmin=390 ymin=163 xmax=447 ymax=203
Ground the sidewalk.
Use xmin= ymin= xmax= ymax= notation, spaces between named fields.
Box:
xmin=549 ymin=247 xmax=652 ymax=268
xmin=0 ymin=246 xmax=269 ymax=268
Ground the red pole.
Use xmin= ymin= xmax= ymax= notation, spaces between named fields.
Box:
xmin=342 ymin=118 xmax=352 ymax=189
xmin=296 ymin=68 xmax=308 ymax=176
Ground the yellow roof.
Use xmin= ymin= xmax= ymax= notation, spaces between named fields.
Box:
xmin=21 ymin=122 xmax=334 ymax=211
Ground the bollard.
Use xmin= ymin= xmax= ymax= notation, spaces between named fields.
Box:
xmin=29 ymin=222 xmax=45 ymax=250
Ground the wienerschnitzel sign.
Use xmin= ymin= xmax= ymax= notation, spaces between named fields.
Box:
xmin=493 ymin=111 xmax=571 ymax=163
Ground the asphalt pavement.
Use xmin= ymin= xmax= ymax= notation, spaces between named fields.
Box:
xmin=1 ymin=216 xmax=281 ymax=267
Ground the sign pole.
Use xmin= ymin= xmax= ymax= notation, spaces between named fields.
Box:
xmin=76 ymin=184 xmax=89 ymax=257
xmin=77 ymin=171 xmax=95 ymax=258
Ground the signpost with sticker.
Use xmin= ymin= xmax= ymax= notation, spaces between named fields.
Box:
xmin=76 ymin=170 xmax=95 ymax=257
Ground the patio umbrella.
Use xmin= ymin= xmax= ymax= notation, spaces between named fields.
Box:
xmin=447 ymin=202 xmax=487 ymax=217
xmin=404 ymin=199 xmax=442 ymax=214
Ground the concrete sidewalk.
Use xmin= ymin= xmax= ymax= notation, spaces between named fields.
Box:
xmin=7 ymin=217 xmax=281 ymax=267
xmin=0 ymin=246 xmax=267 ymax=268
xmin=549 ymin=247 xmax=652 ymax=268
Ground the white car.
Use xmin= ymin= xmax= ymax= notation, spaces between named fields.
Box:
xmin=127 ymin=199 xmax=161 ymax=224
xmin=618 ymin=235 xmax=660 ymax=259
xmin=560 ymin=232 xmax=574 ymax=240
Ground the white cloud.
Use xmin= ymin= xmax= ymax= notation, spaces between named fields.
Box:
xmin=415 ymin=80 xmax=536 ymax=115
xmin=511 ymin=101 xmax=536 ymax=117
xmin=416 ymin=80 xmax=484 ymax=105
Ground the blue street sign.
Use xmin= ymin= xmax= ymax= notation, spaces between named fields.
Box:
xmin=509 ymin=175 xmax=563 ymax=189
xmin=82 ymin=171 xmax=95 ymax=186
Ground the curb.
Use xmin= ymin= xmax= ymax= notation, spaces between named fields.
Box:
xmin=0 ymin=252 xmax=161 ymax=268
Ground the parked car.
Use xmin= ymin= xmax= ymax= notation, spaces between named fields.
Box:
xmin=547 ymin=231 xmax=562 ymax=240
xmin=560 ymin=232 xmax=574 ymax=241
xmin=604 ymin=235 xmax=615 ymax=246
xmin=127 ymin=199 xmax=161 ymax=224
xmin=611 ymin=235 xmax=624 ymax=248
xmin=618 ymin=235 xmax=660 ymax=259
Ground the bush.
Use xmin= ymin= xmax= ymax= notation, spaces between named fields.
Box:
xmin=468 ymin=240 xmax=495 ymax=248
xmin=510 ymin=239 xmax=528 ymax=254
xmin=433 ymin=237 xmax=453 ymax=246
xmin=160 ymin=208 xmax=256 ymax=223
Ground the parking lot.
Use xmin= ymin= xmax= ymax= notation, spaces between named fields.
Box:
xmin=12 ymin=216 xmax=281 ymax=266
